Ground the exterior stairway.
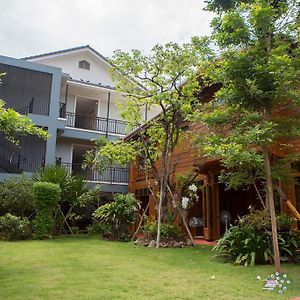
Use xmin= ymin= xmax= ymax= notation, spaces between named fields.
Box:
xmin=0 ymin=139 xmax=26 ymax=174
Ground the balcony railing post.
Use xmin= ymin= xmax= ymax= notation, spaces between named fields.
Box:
xmin=64 ymin=111 xmax=129 ymax=135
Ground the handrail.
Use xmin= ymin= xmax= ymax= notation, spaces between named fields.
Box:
xmin=16 ymin=97 xmax=34 ymax=115
xmin=60 ymin=162 xmax=129 ymax=184
xmin=64 ymin=111 xmax=132 ymax=135
xmin=0 ymin=139 xmax=27 ymax=173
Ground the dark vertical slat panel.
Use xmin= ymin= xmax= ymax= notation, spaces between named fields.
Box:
xmin=0 ymin=63 xmax=52 ymax=116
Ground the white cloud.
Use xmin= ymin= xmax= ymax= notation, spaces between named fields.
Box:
xmin=0 ymin=0 xmax=214 ymax=58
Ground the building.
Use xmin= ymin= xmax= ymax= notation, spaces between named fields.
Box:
xmin=0 ymin=45 xmax=158 ymax=198
xmin=127 ymin=84 xmax=300 ymax=241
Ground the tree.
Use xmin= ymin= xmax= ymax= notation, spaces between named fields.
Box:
xmin=85 ymin=41 xmax=209 ymax=247
xmin=0 ymin=75 xmax=48 ymax=143
xmin=192 ymin=0 xmax=300 ymax=272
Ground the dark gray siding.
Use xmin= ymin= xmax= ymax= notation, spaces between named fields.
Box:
xmin=0 ymin=63 xmax=52 ymax=115
xmin=0 ymin=133 xmax=47 ymax=173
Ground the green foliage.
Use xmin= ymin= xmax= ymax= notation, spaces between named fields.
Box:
xmin=86 ymin=221 xmax=105 ymax=235
xmin=0 ymin=100 xmax=48 ymax=143
xmin=213 ymin=211 xmax=300 ymax=266
xmin=33 ymin=165 xmax=72 ymax=202
xmin=93 ymin=193 xmax=140 ymax=240
xmin=191 ymin=0 xmax=300 ymax=196
xmin=276 ymin=214 xmax=297 ymax=229
xmin=0 ymin=213 xmax=31 ymax=240
xmin=33 ymin=182 xmax=61 ymax=238
xmin=0 ymin=175 xmax=35 ymax=217
xmin=143 ymin=220 xmax=179 ymax=239
xmin=84 ymin=137 xmax=138 ymax=171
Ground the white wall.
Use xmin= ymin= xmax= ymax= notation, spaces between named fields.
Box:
xmin=33 ymin=51 xmax=114 ymax=87
xmin=55 ymin=140 xmax=73 ymax=164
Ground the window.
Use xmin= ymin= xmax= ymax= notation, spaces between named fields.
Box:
xmin=78 ymin=60 xmax=90 ymax=70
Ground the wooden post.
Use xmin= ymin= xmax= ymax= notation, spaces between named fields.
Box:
xmin=106 ymin=92 xmax=111 ymax=137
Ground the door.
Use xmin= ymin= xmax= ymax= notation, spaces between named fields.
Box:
xmin=202 ymin=178 xmax=220 ymax=241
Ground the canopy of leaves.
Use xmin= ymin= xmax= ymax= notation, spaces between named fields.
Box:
xmin=191 ymin=0 xmax=300 ymax=191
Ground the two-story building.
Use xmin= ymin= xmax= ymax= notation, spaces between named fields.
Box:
xmin=0 ymin=45 xmax=159 ymax=199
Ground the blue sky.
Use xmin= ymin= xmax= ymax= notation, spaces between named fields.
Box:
xmin=0 ymin=0 xmax=214 ymax=58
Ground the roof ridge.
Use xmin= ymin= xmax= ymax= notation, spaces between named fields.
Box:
xmin=21 ymin=45 xmax=110 ymax=64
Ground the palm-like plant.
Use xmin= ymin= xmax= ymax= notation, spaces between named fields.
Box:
xmin=33 ymin=165 xmax=72 ymax=201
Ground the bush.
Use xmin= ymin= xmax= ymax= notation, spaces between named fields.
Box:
xmin=86 ymin=221 xmax=105 ymax=235
xmin=143 ymin=220 xmax=179 ymax=239
xmin=93 ymin=193 xmax=139 ymax=240
xmin=0 ymin=213 xmax=31 ymax=240
xmin=0 ymin=175 xmax=35 ymax=218
xmin=213 ymin=210 xmax=300 ymax=266
xmin=33 ymin=182 xmax=61 ymax=238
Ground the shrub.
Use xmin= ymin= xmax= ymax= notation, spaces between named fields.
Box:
xmin=33 ymin=165 xmax=72 ymax=202
xmin=93 ymin=193 xmax=139 ymax=240
xmin=87 ymin=221 xmax=105 ymax=235
xmin=0 ymin=175 xmax=35 ymax=218
xmin=143 ymin=220 xmax=179 ymax=239
xmin=276 ymin=214 xmax=296 ymax=230
xmin=0 ymin=213 xmax=31 ymax=240
xmin=213 ymin=210 xmax=300 ymax=266
xmin=33 ymin=182 xmax=61 ymax=238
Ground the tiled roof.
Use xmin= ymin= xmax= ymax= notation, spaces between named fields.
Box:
xmin=22 ymin=45 xmax=111 ymax=65
xmin=68 ymin=78 xmax=116 ymax=91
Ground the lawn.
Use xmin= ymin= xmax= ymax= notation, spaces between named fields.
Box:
xmin=0 ymin=236 xmax=299 ymax=299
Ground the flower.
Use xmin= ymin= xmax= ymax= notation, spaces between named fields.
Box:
xmin=256 ymin=276 xmax=261 ymax=280
xmin=287 ymin=280 xmax=291 ymax=284
xmin=278 ymin=290 xmax=283 ymax=294
xmin=276 ymin=277 xmax=280 ymax=280
xmin=181 ymin=197 xmax=190 ymax=209
xmin=188 ymin=184 xmax=197 ymax=192
xmin=280 ymin=280 xmax=284 ymax=284
xmin=275 ymin=272 xmax=279 ymax=276
xmin=283 ymin=287 xmax=287 ymax=291
xmin=283 ymin=274 xmax=287 ymax=278
xmin=279 ymin=284 xmax=282 ymax=288
xmin=209 ymin=275 xmax=215 ymax=280
xmin=271 ymin=274 xmax=275 ymax=278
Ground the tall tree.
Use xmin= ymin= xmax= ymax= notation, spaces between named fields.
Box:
xmin=192 ymin=0 xmax=300 ymax=272
xmin=85 ymin=41 xmax=208 ymax=247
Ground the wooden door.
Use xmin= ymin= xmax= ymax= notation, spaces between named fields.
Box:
xmin=202 ymin=180 xmax=220 ymax=241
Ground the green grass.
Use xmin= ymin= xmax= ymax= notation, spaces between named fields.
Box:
xmin=0 ymin=235 xmax=299 ymax=299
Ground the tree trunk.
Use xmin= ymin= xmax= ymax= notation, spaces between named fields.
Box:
xmin=262 ymin=146 xmax=280 ymax=273
xmin=156 ymin=177 xmax=166 ymax=248
xmin=131 ymin=200 xmax=150 ymax=240
xmin=181 ymin=210 xmax=195 ymax=246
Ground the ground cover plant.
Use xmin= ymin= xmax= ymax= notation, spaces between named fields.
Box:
xmin=213 ymin=209 xmax=300 ymax=266
xmin=0 ymin=235 xmax=299 ymax=299
xmin=93 ymin=193 xmax=139 ymax=240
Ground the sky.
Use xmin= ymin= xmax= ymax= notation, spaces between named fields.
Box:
xmin=0 ymin=0 xmax=215 ymax=59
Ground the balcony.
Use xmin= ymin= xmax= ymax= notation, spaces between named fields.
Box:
xmin=60 ymin=162 xmax=129 ymax=184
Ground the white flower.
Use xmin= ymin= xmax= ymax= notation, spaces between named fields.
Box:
xmin=276 ymin=277 xmax=280 ymax=281
xmin=209 ymin=275 xmax=215 ymax=280
xmin=278 ymin=290 xmax=283 ymax=294
xmin=181 ymin=197 xmax=190 ymax=209
xmin=256 ymin=276 xmax=261 ymax=280
xmin=283 ymin=287 xmax=287 ymax=291
xmin=188 ymin=184 xmax=197 ymax=192
xmin=283 ymin=274 xmax=287 ymax=278
xmin=279 ymin=284 xmax=282 ymax=288
xmin=287 ymin=280 xmax=291 ymax=284
xmin=275 ymin=272 xmax=280 ymax=276
xmin=271 ymin=274 xmax=275 ymax=278
xmin=280 ymin=280 xmax=284 ymax=283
